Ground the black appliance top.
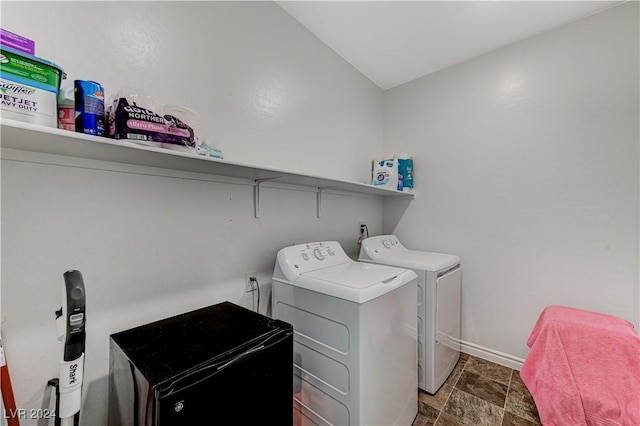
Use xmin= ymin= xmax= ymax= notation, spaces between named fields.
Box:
xmin=110 ymin=301 xmax=292 ymax=388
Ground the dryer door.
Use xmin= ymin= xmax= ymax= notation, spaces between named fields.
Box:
xmin=435 ymin=266 xmax=461 ymax=350
xmin=433 ymin=265 xmax=462 ymax=391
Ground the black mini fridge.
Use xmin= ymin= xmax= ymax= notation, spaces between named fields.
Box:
xmin=108 ymin=301 xmax=293 ymax=426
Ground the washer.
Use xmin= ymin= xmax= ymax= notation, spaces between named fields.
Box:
xmin=359 ymin=235 xmax=461 ymax=394
xmin=272 ymin=241 xmax=418 ymax=426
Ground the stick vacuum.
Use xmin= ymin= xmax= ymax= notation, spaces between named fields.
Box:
xmin=53 ymin=270 xmax=86 ymax=426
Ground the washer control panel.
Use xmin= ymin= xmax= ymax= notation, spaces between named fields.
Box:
xmin=298 ymin=242 xmax=340 ymax=263
xmin=276 ymin=241 xmax=350 ymax=279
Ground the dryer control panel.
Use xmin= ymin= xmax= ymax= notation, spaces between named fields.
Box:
xmin=275 ymin=241 xmax=351 ymax=282
xmin=359 ymin=235 xmax=405 ymax=261
xmin=380 ymin=237 xmax=401 ymax=250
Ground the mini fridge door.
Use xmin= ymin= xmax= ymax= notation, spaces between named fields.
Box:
xmin=155 ymin=330 xmax=293 ymax=425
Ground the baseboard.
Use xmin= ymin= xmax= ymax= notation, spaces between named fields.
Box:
xmin=459 ymin=340 xmax=525 ymax=371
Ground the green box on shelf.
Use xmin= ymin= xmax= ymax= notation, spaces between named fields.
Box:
xmin=0 ymin=45 xmax=63 ymax=128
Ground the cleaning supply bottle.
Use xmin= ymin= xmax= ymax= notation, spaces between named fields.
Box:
xmin=57 ymin=82 xmax=75 ymax=131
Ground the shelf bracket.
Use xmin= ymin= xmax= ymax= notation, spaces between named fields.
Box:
xmin=316 ymin=186 xmax=342 ymax=218
xmin=254 ymin=177 xmax=282 ymax=218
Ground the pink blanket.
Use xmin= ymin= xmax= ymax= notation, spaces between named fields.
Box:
xmin=521 ymin=305 xmax=640 ymax=426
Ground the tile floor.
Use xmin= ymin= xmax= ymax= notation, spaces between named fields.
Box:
xmin=413 ymin=353 xmax=542 ymax=426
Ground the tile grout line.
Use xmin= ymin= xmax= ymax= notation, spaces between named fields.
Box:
xmin=501 ymin=368 xmax=514 ymax=424
xmin=433 ymin=355 xmax=469 ymax=425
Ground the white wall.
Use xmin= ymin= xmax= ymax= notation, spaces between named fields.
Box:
xmin=1 ymin=1 xmax=383 ymax=184
xmin=384 ymin=2 xmax=639 ymax=367
xmin=0 ymin=2 xmax=385 ymax=425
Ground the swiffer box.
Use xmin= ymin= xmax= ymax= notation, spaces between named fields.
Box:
xmin=0 ymin=45 xmax=63 ymax=127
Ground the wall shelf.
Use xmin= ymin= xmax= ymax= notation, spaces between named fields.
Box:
xmin=1 ymin=118 xmax=413 ymax=217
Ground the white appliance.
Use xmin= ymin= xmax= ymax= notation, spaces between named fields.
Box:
xmin=272 ymin=241 xmax=418 ymax=426
xmin=359 ymin=235 xmax=461 ymax=394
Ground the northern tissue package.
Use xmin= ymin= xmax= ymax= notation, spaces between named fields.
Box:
xmin=107 ymin=89 xmax=197 ymax=152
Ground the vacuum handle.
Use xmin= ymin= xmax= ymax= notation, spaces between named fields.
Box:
xmin=63 ymin=270 xmax=86 ymax=310
xmin=62 ymin=270 xmax=86 ymax=362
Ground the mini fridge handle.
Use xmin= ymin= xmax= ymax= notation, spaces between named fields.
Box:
xmin=216 ymin=344 xmax=264 ymax=371
xmin=162 ymin=331 xmax=292 ymax=397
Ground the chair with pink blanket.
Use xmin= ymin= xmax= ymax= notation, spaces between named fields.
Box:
xmin=521 ymin=305 xmax=640 ymax=426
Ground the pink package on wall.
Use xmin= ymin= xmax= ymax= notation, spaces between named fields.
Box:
xmin=0 ymin=29 xmax=35 ymax=55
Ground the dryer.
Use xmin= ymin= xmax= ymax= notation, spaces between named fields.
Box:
xmin=359 ymin=235 xmax=461 ymax=394
xmin=272 ymin=241 xmax=418 ymax=426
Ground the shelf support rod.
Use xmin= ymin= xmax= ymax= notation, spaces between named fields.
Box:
xmin=316 ymin=186 xmax=342 ymax=218
xmin=317 ymin=188 xmax=324 ymax=219
xmin=254 ymin=177 xmax=282 ymax=218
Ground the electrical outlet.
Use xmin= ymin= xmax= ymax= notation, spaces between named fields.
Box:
xmin=357 ymin=222 xmax=368 ymax=245
xmin=245 ymin=271 xmax=257 ymax=293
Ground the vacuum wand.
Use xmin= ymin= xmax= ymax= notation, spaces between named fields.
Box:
xmin=54 ymin=270 xmax=86 ymax=426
